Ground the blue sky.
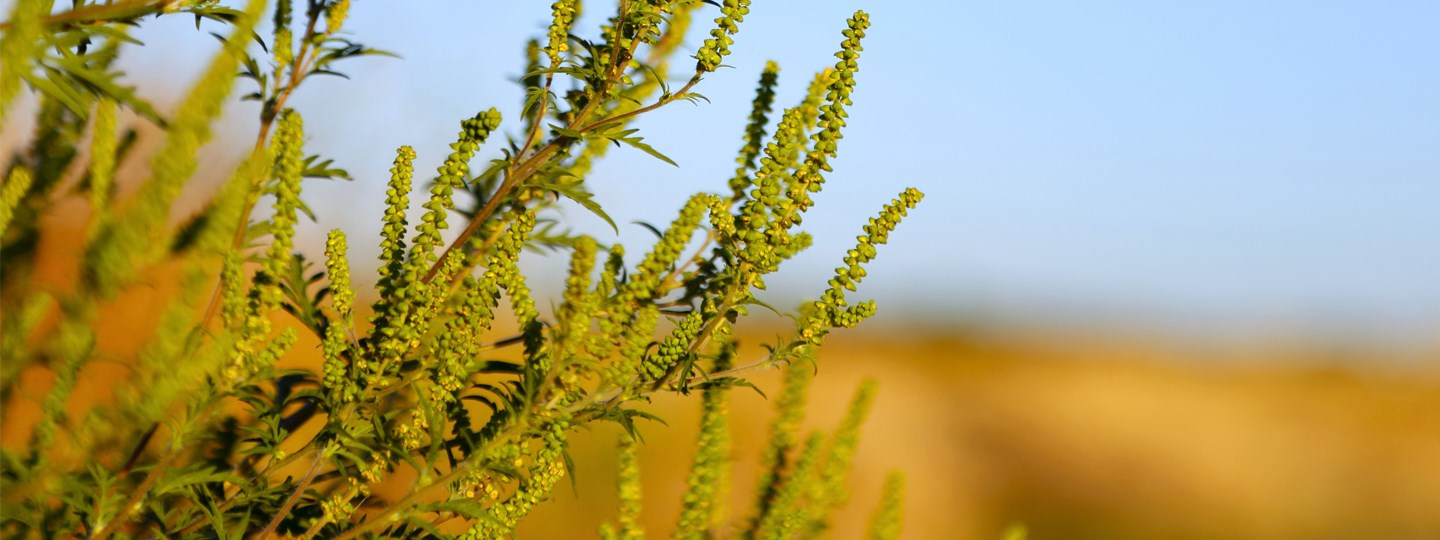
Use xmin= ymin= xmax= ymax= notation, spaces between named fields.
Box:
xmin=12 ymin=1 xmax=1438 ymax=346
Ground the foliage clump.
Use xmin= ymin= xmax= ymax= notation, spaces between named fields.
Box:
xmin=0 ymin=1 xmax=921 ymax=537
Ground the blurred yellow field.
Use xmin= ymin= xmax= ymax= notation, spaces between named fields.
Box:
xmin=521 ymin=329 xmax=1440 ymax=539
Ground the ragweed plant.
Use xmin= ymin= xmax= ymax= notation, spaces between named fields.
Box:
xmin=1 ymin=1 xmax=921 ymax=538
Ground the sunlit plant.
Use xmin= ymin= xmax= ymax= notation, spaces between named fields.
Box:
xmin=0 ymin=1 xmax=920 ymax=537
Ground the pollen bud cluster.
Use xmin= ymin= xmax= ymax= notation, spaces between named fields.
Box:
xmin=695 ymin=0 xmax=751 ymax=72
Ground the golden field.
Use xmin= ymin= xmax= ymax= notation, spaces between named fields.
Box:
xmin=520 ymin=328 xmax=1440 ymax=539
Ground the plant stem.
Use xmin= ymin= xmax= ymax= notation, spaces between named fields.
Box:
xmin=255 ymin=454 xmax=324 ymax=539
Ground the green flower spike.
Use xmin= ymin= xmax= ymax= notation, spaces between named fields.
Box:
xmin=546 ymin=0 xmax=581 ymax=65
xmin=640 ymin=310 xmax=703 ymax=382
xmin=785 ymin=11 xmax=871 ymax=226
xmin=614 ymin=433 xmax=646 ymax=540
xmin=808 ymin=379 xmax=878 ymax=530
xmin=673 ymin=344 xmax=735 ymax=539
xmin=0 ymin=0 xmax=46 ymax=122
xmin=751 ymin=358 xmax=813 ymax=525
xmin=87 ymin=98 xmax=118 ymax=232
xmin=262 ymin=109 xmax=306 ymax=304
xmin=322 ymin=229 xmax=358 ymax=403
xmin=0 ymin=167 xmax=33 ymax=237
xmin=622 ymin=192 xmax=715 ymax=304
xmin=729 ymin=61 xmax=781 ymax=200
xmin=866 ymin=472 xmax=907 ymax=540
xmin=412 ymin=109 xmax=502 ymax=268
xmin=85 ymin=0 xmax=263 ymax=296
xmin=552 ymin=236 xmax=599 ymax=399
xmin=324 ymin=0 xmax=351 ymax=36
xmin=695 ymin=0 xmax=751 ymax=72
xmin=801 ymin=187 xmax=923 ymax=346
xmin=272 ymin=0 xmax=295 ymax=68
xmin=753 ymin=432 xmax=825 ymax=540
xmin=375 ymin=145 xmax=416 ymax=306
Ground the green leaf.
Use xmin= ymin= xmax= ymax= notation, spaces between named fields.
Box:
xmin=611 ymin=129 xmax=678 ymax=167
xmin=535 ymin=179 xmax=618 ymax=234
xmin=153 ymin=466 xmax=244 ymax=497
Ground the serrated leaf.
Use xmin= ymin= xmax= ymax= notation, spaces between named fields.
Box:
xmin=535 ymin=180 xmax=618 ymax=234
xmin=613 ymin=133 xmax=678 ymax=167
xmin=153 ymin=467 xmax=244 ymax=497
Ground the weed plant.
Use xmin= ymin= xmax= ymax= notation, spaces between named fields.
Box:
xmin=0 ymin=1 xmax=922 ymax=537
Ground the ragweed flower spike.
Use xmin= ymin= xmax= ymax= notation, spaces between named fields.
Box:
xmin=272 ymin=0 xmax=295 ymax=68
xmin=412 ymin=108 xmax=503 ymax=267
xmin=729 ymin=61 xmax=781 ymax=200
xmin=546 ymin=0 xmax=580 ymax=65
xmin=809 ymin=379 xmax=878 ymax=526
xmin=753 ymin=432 xmax=825 ymax=540
xmin=375 ymin=145 xmax=416 ymax=306
xmin=615 ymin=433 xmax=646 ymax=540
xmin=0 ymin=0 xmax=46 ymax=122
xmin=88 ymin=98 xmax=118 ymax=232
xmin=263 ymin=109 xmax=306 ymax=303
xmin=695 ymin=0 xmax=752 ymax=72
xmin=785 ymin=11 xmax=871 ymax=224
xmin=85 ymin=0 xmax=265 ymax=296
xmin=0 ymin=167 xmax=33 ymax=237
xmin=801 ymin=187 xmax=923 ymax=346
xmin=673 ymin=346 xmax=735 ymax=539
xmin=751 ymin=357 xmax=813 ymax=525
xmin=322 ymin=229 xmax=359 ymax=403
xmin=866 ymin=472 xmax=907 ymax=540
xmin=552 ymin=236 xmax=599 ymax=397
xmin=324 ymin=0 xmax=351 ymax=36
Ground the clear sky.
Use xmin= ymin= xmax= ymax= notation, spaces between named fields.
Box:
xmin=12 ymin=1 xmax=1439 ymax=346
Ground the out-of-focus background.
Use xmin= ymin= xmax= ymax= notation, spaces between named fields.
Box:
xmin=3 ymin=1 xmax=1438 ymax=538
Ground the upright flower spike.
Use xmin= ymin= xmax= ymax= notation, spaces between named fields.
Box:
xmin=589 ymin=245 xmax=627 ymax=362
xmin=673 ymin=346 xmax=735 ymax=539
xmin=695 ymin=0 xmax=752 ymax=72
xmin=84 ymin=0 xmax=265 ymax=296
xmin=729 ymin=61 xmax=781 ymax=201
xmin=88 ymin=98 xmax=118 ymax=233
xmin=751 ymin=359 xmax=813 ymax=525
xmin=325 ymin=230 xmax=355 ymax=320
xmin=272 ymin=0 xmax=295 ymax=68
xmin=752 ymin=432 xmax=825 ymax=540
xmin=410 ymin=109 xmax=502 ymax=267
xmin=781 ymin=11 xmax=870 ymax=229
xmin=807 ymin=379 xmax=878 ymax=531
xmin=375 ymin=145 xmax=416 ymax=309
xmin=322 ymin=230 xmax=358 ymax=403
xmin=219 ymin=253 xmax=247 ymax=329
xmin=620 ymin=193 xmax=714 ymax=305
xmin=0 ymin=167 xmax=33 ymax=237
xmin=0 ymin=0 xmax=46 ymax=123
xmin=552 ymin=237 xmax=599 ymax=400
xmin=801 ymin=187 xmax=923 ymax=346
xmin=262 ymin=109 xmax=306 ymax=302
xmin=866 ymin=472 xmax=906 ymax=540
xmin=616 ymin=433 xmax=645 ymax=540
xmin=640 ymin=310 xmax=703 ymax=383
xmin=491 ymin=208 xmax=539 ymax=325
xmin=428 ymin=274 xmax=499 ymax=404
xmin=797 ymin=69 xmax=836 ymax=135
xmin=324 ymin=0 xmax=351 ymax=36
xmin=735 ymin=107 xmax=806 ymax=272
xmin=546 ymin=0 xmax=580 ymax=65
xmin=609 ymin=303 xmax=659 ymax=387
